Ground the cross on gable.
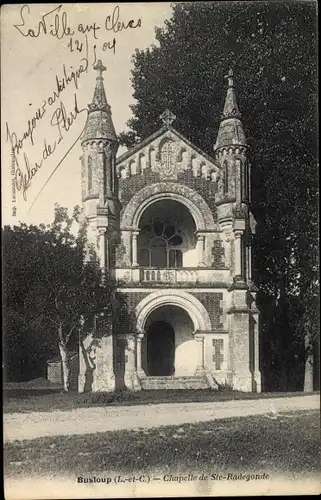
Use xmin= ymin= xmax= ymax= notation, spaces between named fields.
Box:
xmin=225 ymin=68 xmax=234 ymax=87
xmin=94 ymin=59 xmax=106 ymax=77
xmin=160 ymin=109 xmax=176 ymax=127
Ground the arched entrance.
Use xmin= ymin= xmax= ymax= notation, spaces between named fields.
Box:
xmin=136 ymin=290 xmax=212 ymax=377
xmin=147 ymin=321 xmax=175 ymax=376
xmin=141 ymin=303 xmax=201 ymax=377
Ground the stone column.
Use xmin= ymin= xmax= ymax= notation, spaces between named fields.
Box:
xmin=136 ymin=334 xmax=145 ymax=377
xmin=196 ymin=234 xmax=205 ymax=267
xmin=132 ymin=231 xmax=139 ymax=267
xmin=124 ymin=336 xmax=141 ymax=391
xmin=194 ymin=335 xmax=205 ymax=374
xmin=233 ymin=230 xmax=242 ymax=277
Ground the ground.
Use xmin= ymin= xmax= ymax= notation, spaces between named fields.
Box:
xmin=4 ymin=389 xmax=320 ymax=497
xmin=3 ymin=386 xmax=315 ymax=413
xmin=4 ymin=410 xmax=320 ymax=481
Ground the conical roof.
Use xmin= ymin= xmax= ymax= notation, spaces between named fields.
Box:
xmin=81 ymin=60 xmax=117 ymax=144
xmin=214 ymin=69 xmax=247 ymax=150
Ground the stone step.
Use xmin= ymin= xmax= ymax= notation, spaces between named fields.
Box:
xmin=140 ymin=376 xmax=210 ymax=390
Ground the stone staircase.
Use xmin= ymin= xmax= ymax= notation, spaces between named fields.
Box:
xmin=139 ymin=375 xmax=210 ymax=390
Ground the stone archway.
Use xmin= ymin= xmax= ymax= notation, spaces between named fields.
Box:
xmin=135 ymin=290 xmax=212 ymax=334
xmin=121 ymin=182 xmax=216 ymax=231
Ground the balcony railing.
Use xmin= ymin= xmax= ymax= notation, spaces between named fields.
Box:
xmin=141 ymin=268 xmax=197 ymax=283
xmin=116 ymin=267 xmax=230 ymax=285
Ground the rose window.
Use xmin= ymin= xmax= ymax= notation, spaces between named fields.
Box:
xmin=138 ymin=220 xmax=184 ymax=268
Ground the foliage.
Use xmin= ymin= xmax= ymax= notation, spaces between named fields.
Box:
xmin=2 ymin=204 xmax=116 ymax=383
xmin=120 ymin=1 xmax=318 ymax=390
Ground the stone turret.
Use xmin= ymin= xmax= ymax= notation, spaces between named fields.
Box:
xmin=79 ymin=61 xmax=120 ymax=394
xmin=214 ymin=69 xmax=250 ymax=284
xmin=213 ymin=70 xmax=260 ymax=393
xmin=80 ymin=60 xmax=120 ymax=275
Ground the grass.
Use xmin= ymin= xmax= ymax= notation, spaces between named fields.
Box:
xmin=4 ymin=410 xmax=320 ymax=479
xmin=3 ymin=388 xmax=317 ymax=413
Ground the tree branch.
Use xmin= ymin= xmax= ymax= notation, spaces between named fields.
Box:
xmin=46 ymin=316 xmax=60 ymax=327
xmin=65 ymin=324 xmax=76 ymax=344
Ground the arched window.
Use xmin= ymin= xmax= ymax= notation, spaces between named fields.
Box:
xmin=138 ymin=219 xmax=183 ymax=268
xmin=88 ymin=156 xmax=93 ymax=192
xmin=243 ymin=160 xmax=249 ymax=200
xmin=111 ymin=156 xmax=117 ymax=195
xmin=239 ymin=160 xmax=243 ymax=200
xmin=223 ymin=161 xmax=229 ymax=194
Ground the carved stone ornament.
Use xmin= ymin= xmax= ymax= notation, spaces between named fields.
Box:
xmin=163 ymin=270 xmax=176 ymax=282
xmin=160 ymin=140 xmax=176 ymax=177
xmin=160 ymin=109 xmax=176 ymax=127
xmin=123 ymin=271 xmax=131 ymax=282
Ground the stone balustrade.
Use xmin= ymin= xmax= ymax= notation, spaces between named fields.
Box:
xmin=115 ymin=267 xmax=230 ymax=284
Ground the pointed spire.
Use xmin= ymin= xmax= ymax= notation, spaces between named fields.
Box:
xmin=222 ymin=69 xmax=241 ymax=119
xmin=214 ymin=69 xmax=247 ymax=151
xmin=82 ymin=60 xmax=117 ymax=144
xmin=89 ymin=60 xmax=108 ymax=112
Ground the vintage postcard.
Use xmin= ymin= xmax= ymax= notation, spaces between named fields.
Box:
xmin=2 ymin=2 xmax=319 ymax=499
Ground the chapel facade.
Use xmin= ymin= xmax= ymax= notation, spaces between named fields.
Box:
xmin=78 ymin=60 xmax=261 ymax=393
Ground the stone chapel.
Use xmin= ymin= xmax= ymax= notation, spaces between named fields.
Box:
xmin=78 ymin=60 xmax=261 ymax=393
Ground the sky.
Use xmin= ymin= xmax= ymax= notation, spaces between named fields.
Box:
xmin=1 ymin=3 xmax=173 ymax=227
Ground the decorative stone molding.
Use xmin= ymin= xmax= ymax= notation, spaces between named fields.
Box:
xmin=233 ymin=230 xmax=243 ymax=239
xmin=228 ymin=276 xmax=248 ymax=291
xmin=214 ymin=145 xmax=247 ymax=158
xmin=233 ymin=207 xmax=247 ymax=220
xmin=121 ymin=182 xmax=216 ymax=231
xmin=135 ymin=289 xmax=212 ymax=333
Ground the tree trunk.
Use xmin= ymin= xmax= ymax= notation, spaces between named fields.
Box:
xmin=303 ymin=333 xmax=314 ymax=392
xmin=59 ymin=341 xmax=70 ymax=392
xmin=304 ymin=352 xmax=314 ymax=392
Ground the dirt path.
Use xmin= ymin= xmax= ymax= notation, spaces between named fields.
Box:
xmin=4 ymin=394 xmax=319 ymax=442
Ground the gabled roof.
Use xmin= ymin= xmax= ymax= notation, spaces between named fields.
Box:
xmin=116 ymin=125 xmax=220 ymax=169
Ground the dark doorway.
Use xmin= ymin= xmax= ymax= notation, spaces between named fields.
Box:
xmin=147 ymin=321 xmax=175 ymax=376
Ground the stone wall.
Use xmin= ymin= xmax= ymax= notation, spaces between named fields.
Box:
xmin=191 ymin=292 xmax=225 ymax=330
